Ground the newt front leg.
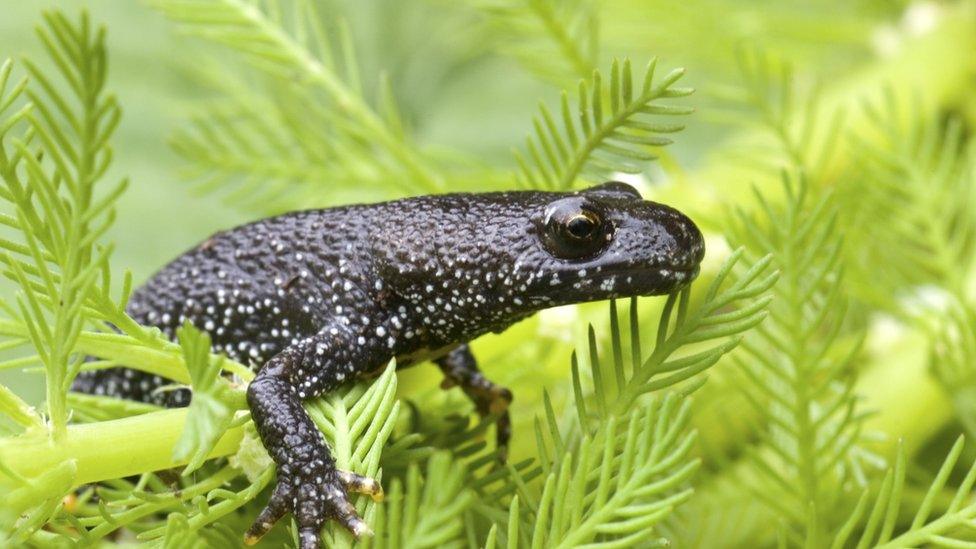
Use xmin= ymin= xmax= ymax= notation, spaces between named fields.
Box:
xmin=244 ymin=322 xmax=384 ymax=548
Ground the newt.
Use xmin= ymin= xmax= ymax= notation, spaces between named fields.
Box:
xmin=71 ymin=181 xmax=705 ymax=548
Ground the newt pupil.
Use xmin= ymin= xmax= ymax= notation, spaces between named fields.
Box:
xmin=567 ymin=214 xmax=598 ymax=239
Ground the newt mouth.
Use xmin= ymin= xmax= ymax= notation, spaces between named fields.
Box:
xmin=530 ymin=262 xmax=702 ymax=307
xmin=618 ymin=263 xmax=701 ymax=294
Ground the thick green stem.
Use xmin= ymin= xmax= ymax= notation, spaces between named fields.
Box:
xmin=0 ymin=319 xmax=254 ymax=384
xmin=0 ymin=408 xmax=244 ymax=486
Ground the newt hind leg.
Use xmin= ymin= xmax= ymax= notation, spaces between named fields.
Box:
xmin=434 ymin=345 xmax=513 ymax=455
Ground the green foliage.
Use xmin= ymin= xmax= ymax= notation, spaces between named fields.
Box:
xmin=66 ymin=391 xmax=160 ymax=422
xmin=0 ymin=11 xmax=124 ymax=439
xmin=496 ymin=252 xmax=776 ymax=547
xmin=0 ymin=382 xmax=41 ymax=434
xmin=0 ymin=459 xmax=76 ymax=546
xmin=672 ymin=48 xmax=875 ymax=546
xmin=719 ymin=47 xmax=845 ymax=180
xmin=25 ymin=363 xmax=398 ymax=546
xmin=522 ymin=395 xmax=698 ymax=548
xmin=463 ymin=0 xmax=600 ymax=85
xmin=933 ymin=300 xmax=976 ymax=438
xmin=842 ymin=95 xmax=976 ymax=312
xmin=833 ymin=437 xmax=976 ymax=549
xmin=63 ymin=464 xmax=273 ymax=546
xmin=1 ymin=1 xmax=975 ymax=548
xmin=308 ymin=362 xmax=400 ymax=548
xmin=516 ymin=58 xmax=693 ymax=190
xmin=171 ymin=322 xmax=242 ymax=474
xmin=152 ymin=0 xmax=441 ymax=213
xmin=363 ymin=452 xmax=474 ymax=549
xmin=731 ymin=174 xmax=870 ymax=544
xmin=609 ymin=251 xmax=774 ymax=415
xmin=0 ymin=11 xmax=253 ymax=431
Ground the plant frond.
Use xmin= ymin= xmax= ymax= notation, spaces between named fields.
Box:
xmin=569 ymin=249 xmax=776 ymax=428
xmin=932 ymin=300 xmax=976 ymax=439
xmin=833 ymin=436 xmax=976 ymax=549
xmin=838 ymin=93 xmax=976 ymax=313
xmin=729 ymin=172 xmax=873 ymax=543
xmin=151 ymin=0 xmax=443 ymax=205
xmin=379 ymin=405 xmax=542 ymax=540
xmin=363 ymin=451 xmax=474 ymax=549
xmin=660 ymin=474 xmax=772 ymax=549
xmin=170 ymin=62 xmax=428 ymax=214
xmin=0 ymin=9 xmax=123 ymax=440
xmin=0 ymin=459 xmax=77 ymax=546
xmin=464 ymin=0 xmax=599 ymax=85
xmin=308 ymin=361 xmax=400 ymax=547
xmin=516 ymin=57 xmax=692 ymax=190
xmin=509 ymin=249 xmax=776 ymax=546
xmin=138 ymin=466 xmax=274 ymax=545
xmin=107 ymin=364 xmax=400 ymax=546
xmin=482 ymin=495 xmax=522 ymax=549
xmin=716 ymin=46 xmax=846 ymax=183
xmin=65 ymin=392 xmax=161 ymax=423
xmin=0 ymin=59 xmax=30 ymax=142
xmin=525 ymin=393 xmax=698 ymax=547
xmin=0 ymin=383 xmax=42 ymax=434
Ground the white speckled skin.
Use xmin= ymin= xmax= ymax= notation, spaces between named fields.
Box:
xmin=71 ymin=181 xmax=704 ymax=547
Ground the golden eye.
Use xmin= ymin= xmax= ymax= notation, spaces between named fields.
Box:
xmin=565 ymin=213 xmax=599 ymax=240
xmin=541 ymin=198 xmax=612 ymax=259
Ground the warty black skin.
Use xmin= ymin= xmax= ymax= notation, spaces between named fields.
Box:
xmin=71 ymin=181 xmax=705 ymax=548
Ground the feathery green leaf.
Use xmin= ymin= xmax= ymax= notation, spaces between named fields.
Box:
xmin=465 ymin=0 xmax=599 ymax=85
xmin=516 ymin=57 xmax=692 ymax=190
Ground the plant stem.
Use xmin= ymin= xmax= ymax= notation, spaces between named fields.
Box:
xmin=0 ymin=408 xmax=244 ymax=486
xmin=0 ymin=319 xmax=254 ymax=384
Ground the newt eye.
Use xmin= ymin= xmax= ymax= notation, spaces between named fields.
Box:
xmin=541 ymin=198 xmax=612 ymax=259
xmin=566 ymin=213 xmax=599 ymax=240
